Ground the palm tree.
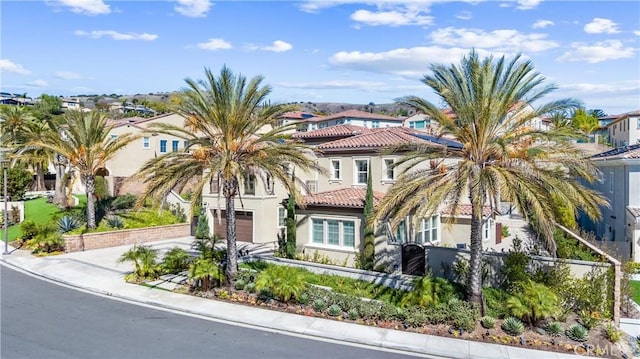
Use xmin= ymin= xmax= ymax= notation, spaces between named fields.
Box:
xmin=135 ymin=66 xmax=320 ymax=282
xmin=372 ymin=51 xmax=607 ymax=305
xmin=0 ymin=105 xmax=33 ymax=146
xmin=18 ymin=119 xmax=55 ymax=191
xmin=31 ymin=110 xmax=137 ymax=228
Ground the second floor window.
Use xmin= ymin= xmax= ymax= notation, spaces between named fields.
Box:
xmin=172 ymin=140 xmax=179 ymax=152
xmin=278 ymin=207 xmax=287 ymax=227
xmin=330 ymin=159 xmax=341 ymax=180
xmin=142 ymin=137 xmax=150 ymax=149
xmin=383 ymin=159 xmax=395 ymax=180
xmin=244 ymin=175 xmax=256 ymax=195
xmin=372 ymin=120 xmax=380 ymax=128
xmin=416 ymin=215 xmax=439 ymax=244
xmin=159 ymin=140 xmax=167 ymax=153
xmin=355 ymin=159 xmax=368 ymax=185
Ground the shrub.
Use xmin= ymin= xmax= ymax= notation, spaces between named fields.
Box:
xmin=20 ymin=219 xmax=38 ymax=240
xmin=565 ymin=324 xmax=589 ymax=342
xmin=57 ymin=215 xmax=80 ymax=233
xmin=605 ymin=322 xmax=622 ymax=343
xmin=194 ymin=215 xmax=210 ymax=240
xmin=404 ymin=306 xmax=428 ymax=327
xmin=192 ymin=234 xmax=224 ymax=261
xmin=501 ymin=240 xmax=530 ymax=291
xmin=313 ymin=298 xmax=326 ymax=312
xmin=328 ymin=304 xmax=342 ymax=317
xmin=117 ymin=244 xmax=160 ymax=281
xmin=106 ymin=215 xmax=124 ymax=229
xmin=234 ymin=279 xmax=246 ymax=291
xmin=297 ymin=292 xmax=309 ymax=305
xmin=501 ymin=317 xmax=525 ymax=336
xmin=161 ymin=247 xmax=191 ymax=274
xmin=111 ymin=194 xmax=137 ymax=210
xmin=483 ymin=287 xmax=510 ymax=318
xmin=579 ymin=310 xmax=602 ymax=330
xmin=188 ymin=257 xmax=224 ymax=291
xmin=245 ymin=282 xmax=256 ymax=293
xmin=348 ymin=308 xmax=359 ymax=320
xmin=255 ymin=265 xmax=307 ymax=303
xmin=545 ymin=322 xmax=563 ymax=337
xmin=26 ymin=222 xmax=65 ymax=254
xmin=506 ymin=280 xmax=558 ymax=325
xmin=481 ymin=316 xmax=496 ymax=329
xmin=400 ymin=276 xmax=456 ymax=308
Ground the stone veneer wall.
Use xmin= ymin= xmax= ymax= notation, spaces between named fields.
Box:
xmin=63 ymin=223 xmax=190 ymax=252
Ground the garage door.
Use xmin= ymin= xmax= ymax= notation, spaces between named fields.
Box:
xmin=212 ymin=210 xmax=253 ymax=243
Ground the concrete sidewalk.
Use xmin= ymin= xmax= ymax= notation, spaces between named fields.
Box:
xmin=0 ymin=238 xmax=593 ymax=359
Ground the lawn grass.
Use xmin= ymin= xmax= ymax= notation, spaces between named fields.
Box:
xmin=630 ymin=280 xmax=640 ymax=304
xmin=5 ymin=197 xmax=60 ymax=241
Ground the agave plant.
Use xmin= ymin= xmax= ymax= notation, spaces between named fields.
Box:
xmin=501 ymin=317 xmax=525 ymax=336
xmin=545 ymin=322 xmax=563 ymax=337
xmin=57 ymin=215 xmax=80 ymax=233
xmin=106 ymin=215 xmax=125 ymax=229
xmin=566 ymin=324 xmax=589 ymax=342
xmin=481 ymin=316 xmax=496 ymax=329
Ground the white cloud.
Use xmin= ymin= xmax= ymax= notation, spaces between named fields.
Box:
xmin=351 ymin=9 xmax=433 ymax=26
xmin=55 ymin=71 xmax=82 ymax=80
xmin=0 ymin=59 xmax=31 ymax=75
xmin=74 ymin=30 xmax=158 ymax=41
xmin=328 ymin=46 xmax=496 ymax=78
xmin=246 ymin=40 xmax=292 ymax=53
xmin=635 ymin=30 xmax=640 ymax=36
xmin=55 ymin=0 xmax=110 ymax=15
xmin=532 ymin=19 xmax=554 ymax=29
xmin=174 ymin=0 xmax=212 ymax=18
xmin=26 ymin=79 xmax=49 ymax=88
xmin=456 ymin=11 xmax=472 ymax=20
xmin=196 ymin=38 xmax=232 ymax=51
xmin=278 ymin=80 xmax=384 ymax=90
xmin=516 ymin=0 xmax=542 ymax=10
xmin=557 ymin=40 xmax=635 ymax=63
xmin=584 ymin=18 xmax=620 ymax=34
xmin=562 ymin=81 xmax=640 ymax=94
xmin=430 ymin=27 xmax=559 ymax=52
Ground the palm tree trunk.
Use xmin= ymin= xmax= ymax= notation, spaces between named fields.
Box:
xmin=34 ymin=163 xmax=46 ymax=191
xmin=54 ymin=155 xmax=66 ymax=206
xmin=467 ymin=171 xmax=484 ymax=306
xmin=85 ymin=175 xmax=97 ymax=229
xmin=224 ymin=180 xmax=238 ymax=282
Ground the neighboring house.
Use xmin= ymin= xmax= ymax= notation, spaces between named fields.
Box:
xmin=402 ymin=113 xmax=438 ymax=134
xmin=61 ymin=98 xmax=81 ymax=110
xmin=607 ymin=110 xmax=640 ymax=148
xmin=579 ymin=144 xmax=640 ymax=261
xmin=105 ymin=113 xmax=188 ymax=195
xmin=276 ymin=111 xmax=317 ymax=132
xmin=305 ymin=110 xmax=404 ymax=131
xmin=109 ymin=102 xmax=157 ymax=116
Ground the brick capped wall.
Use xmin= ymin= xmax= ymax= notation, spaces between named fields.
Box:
xmin=63 ymin=223 xmax=190 ymax=252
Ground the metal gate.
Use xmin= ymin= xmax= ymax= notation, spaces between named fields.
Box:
xmin=402 ymin=243 xmax=425 ymax=276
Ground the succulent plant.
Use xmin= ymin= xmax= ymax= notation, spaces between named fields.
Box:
xmin=481 ymin=316 xmax=496 ymax=329
xmin=545 ymin=322 xmax=563 ymax=337
xmin=348 ymin=308 xmax=359 ymax=320
xmin=57 ymin=215 xmax=80 ymax=233
xmin=297 ymin=292 xmax=309 ymax=305
xmin=328 ymin=304 xmax=342 ymax=317
xmin=234 ymin=279 xmax=246 ymax=290
xmin=501 ymin=316 xmax=525 ymax=336
xmin=312 ymin=298 xmax=326 ymax=312
xmin=244 ymin=282 xmax=256 ymax=293
xmin=106 ymin=215 xmax=124 ymax=229
xmin=566 ymin=324 xmax=589 ymax=342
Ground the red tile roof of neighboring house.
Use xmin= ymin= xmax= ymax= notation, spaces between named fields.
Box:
xmin=443 ymin=204 xmax=494 ymax=217
xmin=317 ymin=127 xmax=440 ymax=151
xmin=313 ymin=110 xmax=403 ymax=122
xmin=110 ymin=113 xmax=176 ymax=128
xmin=591 ymin=144 xmax=640 ymax=160
xmin=278 ymin=111 xmax=314 ymax=120
xmin=302 ymin=188 xmax=385 ymax=208
xmin=292 ymin=124 xmax=371 ymax=139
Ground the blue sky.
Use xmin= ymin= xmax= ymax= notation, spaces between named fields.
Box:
xmin=1 ymin=0 xmax=639 ymax=115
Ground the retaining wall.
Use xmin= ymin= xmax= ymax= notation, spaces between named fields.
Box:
xmin=63 ymin=223 xmax=191 ymax=252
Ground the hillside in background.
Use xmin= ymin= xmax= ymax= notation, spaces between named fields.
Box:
xmin=72 ymin=92 xmax=418 ymax=118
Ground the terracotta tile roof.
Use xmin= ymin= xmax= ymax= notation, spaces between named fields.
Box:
xmin=313 ymin=110 xmax=403 ymax=122
xmin=303 ymin=188 xmax=385 ymax=208
xmin=591 ymin=144 xmax=640 ymax=160
xmin=628 ymin=207 xmax=640 ymax=218
xmin=317 ymin=127 xmax=439 ymax=150
xmin=443 ymin=204 xmax=494 ymax=217
xmin=111 ymin=113 xmax=175 ymax=128
xmin=292 ymin=125 xmax=371 ymax=139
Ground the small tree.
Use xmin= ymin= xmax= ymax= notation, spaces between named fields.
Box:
xmin=0 ymin=163 xmax=33 ymax=201
xmin=361 ymin=170 xmax=375 ymax=270
xmin=195 ymin=214 xmax=210 ymax=240
xmin=285 ymin=192 xmax=296 ymax=259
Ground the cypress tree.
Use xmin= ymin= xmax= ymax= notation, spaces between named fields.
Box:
xmin=362 ymin=170 xmax=375 ymax=270
xmin=285 ymin=192 xmax=296 ymax=259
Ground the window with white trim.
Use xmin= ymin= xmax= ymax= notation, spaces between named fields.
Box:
xmin=265 ymin=174 xmax=275 ymax=195
xmin=330 ymin=159 xmax=341 ymax=180
xmin=416 ymin=215 xmax=440 ymax=244
xmin=159 ymin=140 xmax=167 ymax=153
xmin=383 ymin=158 xmax=395 ymax=181
xmin=244 ymin=175 xmax=256 ymax=195
xmin=354 ymin=159 xmax=368 ymax=185
xmin=278 ymin=207 xmax=286 ymax=227
xmin=310 ymin=218 xmax=355 ymax=248
xmin=483 ymin=218 xmax=493 ymax=241
xmin=372 ymin=120 xmax=380 ymax=128
xmin=142 ymin=137 xmax=150 ymax=149
xmin=171 ymin=140 xmax=179 ymax=152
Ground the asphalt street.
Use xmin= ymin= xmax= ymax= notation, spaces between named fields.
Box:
xmin=0 ymin=266 xmax=421 ymax=359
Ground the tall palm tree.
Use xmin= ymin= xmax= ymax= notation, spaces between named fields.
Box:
xmin=0 ymin=105 xmax=33 ymax=146
xmin=135 ymin=66 xmax=320 ymax=281
xmin=18 ymin=119 xmax=55 ymax=191
xmin=32 ymin=110 xmax=137 ymax=228
xmin=372 ymin=51 xmax=607 ymax=304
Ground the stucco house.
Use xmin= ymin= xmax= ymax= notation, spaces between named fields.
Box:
xmin=304 ymin=110 xmax=404 ymax=132
xmin=608 ymin=110 xmax=640 ymax=148
xmin=579 ymin=144 xmax=640 ymax=260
